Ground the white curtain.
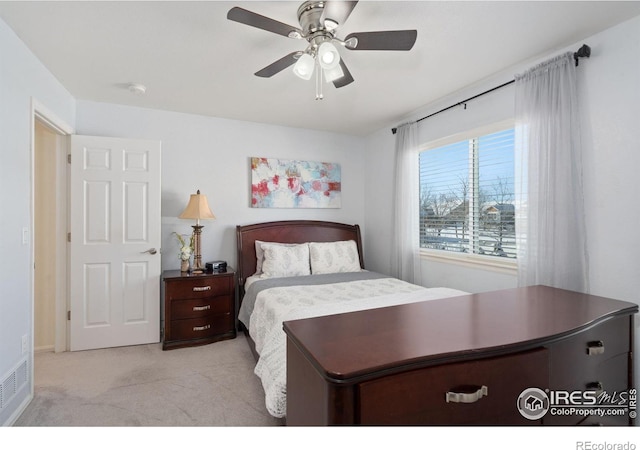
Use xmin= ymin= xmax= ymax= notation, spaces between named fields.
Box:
xmin=391 ymin=122 xmax=422 ymax=284
xmin=514 ymin=52 xmax=589 ymax=292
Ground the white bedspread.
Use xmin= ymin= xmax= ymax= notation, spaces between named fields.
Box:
xmin=247 ymin=277 xmax=468 ymax=418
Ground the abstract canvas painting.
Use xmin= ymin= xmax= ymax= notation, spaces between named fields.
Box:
xmin=251 ymin=157 xmax=341 ymax=208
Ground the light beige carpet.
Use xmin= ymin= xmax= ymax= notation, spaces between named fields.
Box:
xmin=14 ymin=336 xmax=283 ymax=427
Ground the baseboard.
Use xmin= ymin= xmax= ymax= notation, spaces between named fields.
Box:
xmin=34 ymin=345 xmax=54 ymax=354
xmin=2 ymin=392 xmax=32 ymax=427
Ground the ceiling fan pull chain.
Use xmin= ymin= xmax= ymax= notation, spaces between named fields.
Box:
xmin=315 ymin=61 xmax=324 ymax=100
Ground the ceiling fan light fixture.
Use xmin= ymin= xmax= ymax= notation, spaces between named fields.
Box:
xmin=293 ymin=53 xmax=315 ymax=80
xmin=227 ymin=2 xmax=417 ymax=93
xmin=317 ymin=42 xmax=340 ymax=69
xmin=324 ymin=64 xmax=344 ymax=83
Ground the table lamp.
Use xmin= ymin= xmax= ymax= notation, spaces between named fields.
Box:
xmin=179 ymin=190 xmax=216 ymax=273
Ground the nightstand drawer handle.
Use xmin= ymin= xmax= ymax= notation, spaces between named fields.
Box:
xmin=193 ymin=286 xmax=211 ymax=292
xmin=446 ymin=385 xmax=488 ymax=403
xmin=193 ymin=305 xmax=211 ymax=311
xmin=193 ymin=325 xmax=211 ymax=332
xmin=587 ymin=341 xmax=605 ymax=355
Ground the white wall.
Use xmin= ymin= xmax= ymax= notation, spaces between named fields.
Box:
xmin=75 ymin=101 xmax=366 ymax=272
xmin=0 ymin=18 xmax=75 ymax=425
xmin=578 ymin=15 xmax=640 ymax=386
xmin=365 ymin=15 xmax=640 ymax=304
xmin=578 ymin=16 xmax=640 ymax=304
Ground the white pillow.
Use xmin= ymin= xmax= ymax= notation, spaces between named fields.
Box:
xmin=309 ymin=240 xmax=361 ymax=274
xmin=254 ymin=240 xmax=299 ymax=275
xmin=260 ymin=242 xmax=311 ymax=278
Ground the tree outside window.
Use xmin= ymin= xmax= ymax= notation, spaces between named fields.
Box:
xmin=419 ymin=128 xmax=516 ymax=258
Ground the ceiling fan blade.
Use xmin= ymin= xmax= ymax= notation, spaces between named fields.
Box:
xmin=321 ymin=1 xmax=359 ymax=27
xmin=344 ymin=30 xmax=417 ymax=51
xmin=255 ymin=52 xmax=302 ymax=78
xmin=227 ymin=7 xmax=303 ymax=39
xmin=333 ymin=59 xmax=354 ymax=88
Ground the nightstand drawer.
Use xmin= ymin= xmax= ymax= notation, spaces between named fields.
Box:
xmin=170 ymin=314 xmax=234 ymax=341
xmin=166 ymin=276 xmax=232 ymax=299
xmin=171 ymin=295 xmax=233 ymax=320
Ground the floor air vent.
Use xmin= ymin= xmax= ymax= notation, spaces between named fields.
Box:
xmin=0 ymin=359 xmax=28 ymax=411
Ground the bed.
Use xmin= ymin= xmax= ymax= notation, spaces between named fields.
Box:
xmin=235 ymin=220 xmax=469 ymax=418
xmin=236 ymin=220 xmax=637 ymax=426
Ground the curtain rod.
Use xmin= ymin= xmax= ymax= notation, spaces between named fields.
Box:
xmin=391 ymin=44 xmax=591 ymax=135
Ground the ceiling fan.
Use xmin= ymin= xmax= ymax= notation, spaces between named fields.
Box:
xmin=227 ymin=1 xmax=417 ymax=99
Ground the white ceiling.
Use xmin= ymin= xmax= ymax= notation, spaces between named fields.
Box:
xmin=1 ymin=1 xmax=640 ymax=136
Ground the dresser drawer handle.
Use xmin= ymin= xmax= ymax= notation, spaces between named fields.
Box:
xmin=192 ymin=286 xmax=211 ymax=292
xmin=587 ymin=341 xmax=605 ymax=355
xmin=193 ymin=305 xmax=211 ymax=311
xmin=446 ymin=385 xmax=488 ymax=403
xmin=193 ymin=324 xmax=211 ymax=332
xmin=586 ymin=381 xmax=604 ymax=394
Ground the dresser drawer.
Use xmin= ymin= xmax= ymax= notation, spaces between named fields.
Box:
xmin=171 ymin=295 xmax=233 ymax=320
xmin=550 ymin=315 xmax=630 ymax=389
xmin=581 ymin=352 xmax=632 ymax=426
xmin=580 ymin=412 xmax=631 ymax=426
xmin=545 ymin=316 xmax=631 ymax=425
xmin=358 ymin=348 xmax=549 ymax=425
xmin=169 ymin=314 xmax=234 ymax=341
xmin=166 ymin=275 xmax=233 ymax=299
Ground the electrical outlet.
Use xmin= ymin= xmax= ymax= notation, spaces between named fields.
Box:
xmin=21 ymin=334 xmax=28 ymax=354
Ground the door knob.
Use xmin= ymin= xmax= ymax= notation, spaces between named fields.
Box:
xmin=141 ymin=248 xmax=158 ymax=255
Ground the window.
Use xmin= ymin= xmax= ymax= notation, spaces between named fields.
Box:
xmin=419 ymin=127 xmax=516 ymax=259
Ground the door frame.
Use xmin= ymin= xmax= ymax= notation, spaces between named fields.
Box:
xmin=30 ymin=98 xmax=74 ymax=355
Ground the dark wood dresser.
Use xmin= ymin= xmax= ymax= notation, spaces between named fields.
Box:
xmin=283 ymin=285 xmax=637 ymax=425
xmin=162 ymin=269 xmax=236 ymax=350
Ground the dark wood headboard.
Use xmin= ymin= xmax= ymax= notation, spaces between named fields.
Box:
xmin=235 ymin=220 xmax=364 ymax=298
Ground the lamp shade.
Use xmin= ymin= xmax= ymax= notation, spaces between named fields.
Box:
xmin=324 ymin=64 xmax=344 ymax=83
xmin=317 ymin=42 xmax=340 ymax=70
xmin=293 ymin=53 xmax=315 ymax=80
xmin=179 ymin=190 xmax=216 ymax=222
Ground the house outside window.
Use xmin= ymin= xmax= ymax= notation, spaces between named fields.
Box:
xmin=419 ymin=127 xmax=516 ymax=259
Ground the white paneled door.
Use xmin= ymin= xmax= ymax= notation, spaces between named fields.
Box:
xmin=69 ymin=135 xmax=161 ymax=351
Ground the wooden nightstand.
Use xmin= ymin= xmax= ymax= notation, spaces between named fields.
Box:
xmin=162 ymin=269 xmax=236 ymax=350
